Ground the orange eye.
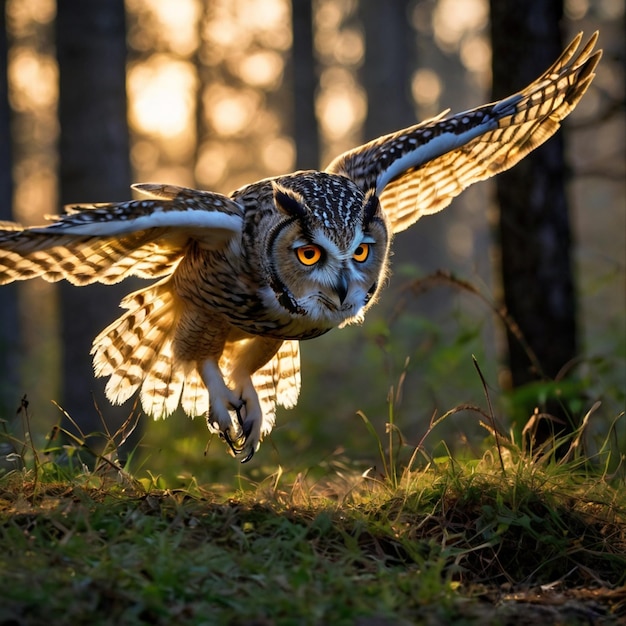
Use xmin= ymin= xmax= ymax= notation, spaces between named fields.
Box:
xmin=353 ymin=243 xmax=370 ymax=263
xmin=296 ymin=244 xmax=322 ymax=266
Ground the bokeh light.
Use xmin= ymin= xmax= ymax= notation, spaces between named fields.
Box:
xmin=128 ymin=55 xmax=197 ymax=139
xmin=203 ymin=85 xmax=261 ymax=137
xmin=432 ymin=0 xmax=488 ymax=51
xmin=7 ymin=47 xmax=57 ymax=112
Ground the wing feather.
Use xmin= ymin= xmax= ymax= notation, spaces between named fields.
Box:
xmin=0 ymin=184 xmax=243 ymax=285
xmin=252 ymin=339 xmax=301 ymax=438
xmin=326 ymin=32 xmax=601 ymax=233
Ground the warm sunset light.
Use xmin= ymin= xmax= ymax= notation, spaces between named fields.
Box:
xmin=7 ymin=47 xmax=57 ymax=112
xmin=316 ymin=79 xmax=366 ymax=140
xmin=411 ymin=68 xmax=442 ymax=109
xmin=128 ymin=55 xmax=197 ymax=139
xmin=236 ymin=50 xmax=285 ymax=89
xmin=432 ymin=0 xmax=488 ymax=51
xmin=135 ymin=0 xmax=201 ymax=56
xmin=203 ymin=85 xmax=260 ymax=137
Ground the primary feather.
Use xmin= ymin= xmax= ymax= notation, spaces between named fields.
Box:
xmin=327 ymin=32 xmax=600 ymax=233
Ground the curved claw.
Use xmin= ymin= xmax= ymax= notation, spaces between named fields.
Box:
xmin=223 ymin=425 xmax=256 ymax=464
xmin=239 ymin=446 xmax=255 ymax=464
xmin=215 ymin=400 xmax=257 ymax=461
xmin=220 ymin=430 xmax=255 ymax=463
xmin=231 ymin=401 xmax=260 ymax=462
xmin=221 ymin=428 xmax=244 ymax=456
xmin=233 ymin=402 xmax=245 ymax=429
xmin=207 ymin=394 xmax=262 ymax=462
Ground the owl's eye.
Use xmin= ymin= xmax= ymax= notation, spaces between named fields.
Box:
xmin=353 ymin=243 xmax=370 ymax=263
xmin=296 ymin=244 xmax=323 ymax=266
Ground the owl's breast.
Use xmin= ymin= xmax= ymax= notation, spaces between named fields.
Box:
xmin=173 ymin=240 xmax=332 ymax=341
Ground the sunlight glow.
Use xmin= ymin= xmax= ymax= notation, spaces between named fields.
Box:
xmin=598 ymin=0 xmax=625 ymax=18
xmin=130 ymin=140 xmax=159 ymax=173
xmin=6 ymin=0 xmax=55 ymax=30
xmin=432 ymin=0 xmax=488 ymax=51
xmin=236 ymin=50 xmax=285 ymax=89
xmin=564 ymin=0 xmax=590 ymax=18
xmin=127 ymin=0 xmax=201 ymax=57
xmin=314 ymin=1 xmax=366 ymax=161
xmin=316 ymin=81 xmax=366 ymax=140
xmin=195 ymin=142 xmax=229 ymax=187
xmin=203 ymin=85 xmax=261 ymax=137
xmin=332 ymin=28 xmax=364 ymax=66
xmin=411 ymin=69 xmax=442 ymax=108
xmin=460 ymin=34 xmax=491 ymax=75
xmin=261 ymin=136 xmax=295 ymax=174
xmin=128 ymin=55 xmax=197 ymax=138
xmin=8 ymin=47 xmax=58 ymax=111
xmin=14 ymin=164 xmax=57 ymax=224
xmin=202 ymin=0 xmax=291 ymax=55
xmin=315 ymin=0 xmax=343 ymax=31
xmin=238 ymin=0 xmax=290 ymax=39
xmin=203 ymin=16 xmax=244 ymax=55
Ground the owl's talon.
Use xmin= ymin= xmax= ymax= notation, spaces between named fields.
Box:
xmin=241 ymin=417 xmax=255 ymax=440
xmin=232 ymin=401 xmax=245 ymax=429
xmin=221 ymin=428 xmax=243 ymax=456
xmin=239 ymin=445 xmax=255 ymax=463
xmin=207 ymin=394 xmax=258 ymax=460
xmin=223 ymin=397 xmax=258 ymax=461
xmin=221 ymin=414 xmax=257 ymax=462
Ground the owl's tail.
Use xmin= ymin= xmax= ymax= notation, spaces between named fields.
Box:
xmin=250 ymin=339 xmax=301 ymax=438
xmin=91 ymin=277 xmax=209 ymax=419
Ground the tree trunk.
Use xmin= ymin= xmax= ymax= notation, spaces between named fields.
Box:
xmin=0 ymin=0 xmax=20 ymax=417
xmin=490 ymin=0 xmax=579 ymax=441
xmin=359 ymin=0 xmax=415 ymax=139
xmin=55 ymin=0 xmax=133 ymax=440
xmin=291 ymin=0 xmax=319 ymax=170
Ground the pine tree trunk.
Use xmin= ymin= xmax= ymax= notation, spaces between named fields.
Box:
xmin=56 ymin=0 xmax=133 ymax=438
xmin=0 ymin=0 xmax=20 ymax=416
xmin=359 ymin=0 xmax=415 ymax=139
xmin=291 ymin=0 xmax=319 ymax=170
xmin=490 ymin=0 xmax=579 ymax=440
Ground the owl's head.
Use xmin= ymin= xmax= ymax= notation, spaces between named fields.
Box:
xmin=263 ymin=172 xmax=391 ymax=331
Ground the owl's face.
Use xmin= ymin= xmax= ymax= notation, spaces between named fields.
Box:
xmin=263 ymin=173 xmax=391 ymax=331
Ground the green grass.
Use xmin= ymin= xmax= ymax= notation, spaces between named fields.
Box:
xmin=1 ymin=397 xmax=625 ymax=625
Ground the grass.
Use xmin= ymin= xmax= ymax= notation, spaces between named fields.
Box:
xmin=1 ymin=393 xmax=625 ymax=625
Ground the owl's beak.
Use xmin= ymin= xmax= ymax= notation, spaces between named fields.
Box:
xmin=334 ymin=271 xmax=349 ymax=305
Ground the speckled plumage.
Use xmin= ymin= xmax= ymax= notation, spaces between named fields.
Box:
xmin=0 ymin=33 xmax=600 ymax=461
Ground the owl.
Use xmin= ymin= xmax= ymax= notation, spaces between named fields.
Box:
xmin=0 ymin=33 xmax=600 ymax=461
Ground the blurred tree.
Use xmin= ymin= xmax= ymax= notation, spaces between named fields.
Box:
xmin=0 ymin=0 xmax=19 ymax=416
xmin=291 ymin=0 xmax=319 ymax=169
xmin=55 ymin=0 xmax=133 ymax=437
xmin=490 ymin=0 xmax=578 ymax=440
xmin=359 ymin=0 xmax=415 ymax=138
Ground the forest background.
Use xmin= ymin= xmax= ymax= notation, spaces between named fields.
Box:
xmin=0 ymin=0 xmax=623 ymax=485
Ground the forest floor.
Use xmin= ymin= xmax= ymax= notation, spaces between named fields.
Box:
xmin=1 ymin=413 xmax=625 ymax=626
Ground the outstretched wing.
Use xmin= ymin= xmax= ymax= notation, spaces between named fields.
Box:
xmin=326 ymin=32 xmax=601 ymax=234
xmin=0 ymin=184 xmax=243 ymax=285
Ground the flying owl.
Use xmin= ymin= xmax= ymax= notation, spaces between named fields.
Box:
xmin=0 ymin=33 xmax=600 ymax=461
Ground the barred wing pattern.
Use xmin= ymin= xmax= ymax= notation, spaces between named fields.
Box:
xmin=251 ymin=340 xmax=301 ymax=439
xmin=0 ymin=184 xmax=243 ymax=286
xmin=327 ymin=32 xmax=601 ymax=233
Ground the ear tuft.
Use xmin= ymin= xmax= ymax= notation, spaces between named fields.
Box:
xmin=273 ymin=183 xmax=306 ymax=218
xmin=362 ymin=190 xmax=380 ymax=226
